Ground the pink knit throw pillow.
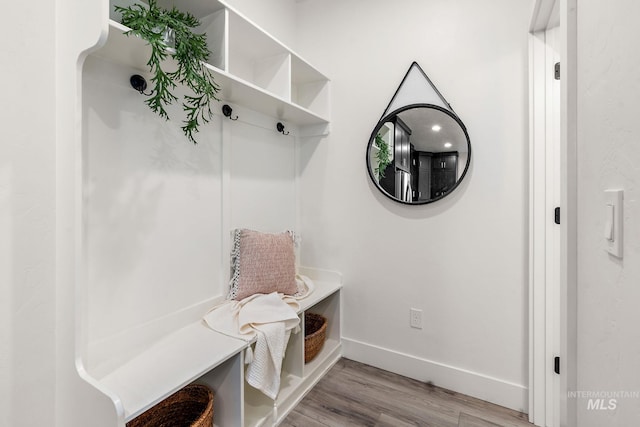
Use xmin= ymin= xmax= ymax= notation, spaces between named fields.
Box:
xmin=229 ymin=229 xmax=297 ymax=300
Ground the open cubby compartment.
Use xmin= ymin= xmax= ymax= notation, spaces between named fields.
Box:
xmin=194 ymin=353 xmax=244 ymax=427
xmin=102 ymin=11 xmax=227 ymax=73
xmin=227 ymin=10 xmax=291 ymax=101
xmin=291 ymin=55 xmax=330 ymax=119
xmin=243 ymin=380 xmax=273 ymax=427
xmin=243 ymin=330 xmax=304 ymax=427
xmin=198 ymin=7 xmax=228 ymax=71
xmin=97 ymin=20 xmax=161 ymax=71
xmin=242 ymin=267 xmax=342 ymax=426
xmin=303 ymin=288 xmax=341 ymax=377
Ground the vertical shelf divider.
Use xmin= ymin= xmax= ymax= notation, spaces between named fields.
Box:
xmin=199 ymin=8 xmax=228 ymax=71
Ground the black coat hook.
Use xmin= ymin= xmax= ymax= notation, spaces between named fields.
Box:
xmin=222 ymin=104 xmax=238 ymax=120
xmin=276 ymin=122 xmax=289 ymax=135
xmin=130 ymin=74 xmax=151 ymax=95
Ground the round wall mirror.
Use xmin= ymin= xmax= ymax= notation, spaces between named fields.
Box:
xmin=366 ymin=104 xmax=471 ymax=204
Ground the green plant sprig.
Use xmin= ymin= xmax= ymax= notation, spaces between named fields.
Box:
xmin=116 ymin=0 xmax=221 ymax=143
xmin=374 ymin=133 xmax=392 ymax=179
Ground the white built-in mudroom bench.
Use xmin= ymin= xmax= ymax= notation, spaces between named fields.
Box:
xmin=95 ymin=268 xmax=341 ymax=427
xmin=79 ymin=0 xmax=337 ymax=425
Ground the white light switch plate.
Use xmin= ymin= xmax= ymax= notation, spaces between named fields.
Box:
xmin=604 ymin=189 xmax=623 ymax=258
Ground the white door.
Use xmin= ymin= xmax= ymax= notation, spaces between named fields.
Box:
xmin=544 ymin=25 xmax=561 ymax=427
xmin=529 ymin=1 xmax=562 ymax=425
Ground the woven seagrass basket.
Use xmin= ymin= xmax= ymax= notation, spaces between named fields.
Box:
xmin=304 ymin=312 xmax=327 ymax=363
xmin=126 ymin=384 xmax=214 ymax=427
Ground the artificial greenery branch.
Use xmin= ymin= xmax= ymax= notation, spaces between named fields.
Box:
xmin=116 ymin=0 xmax=221 ymax=143
xmin=374 ymin=133 xmax=392 ymax=179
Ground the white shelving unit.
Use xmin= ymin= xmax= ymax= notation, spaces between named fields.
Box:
xmin=99 ymin=0 xmax=330 ymax=132
xmin=87 ymin=267 xmax=341 ymax=427
xmin=84 ymin=2 xmax=337 ymax=425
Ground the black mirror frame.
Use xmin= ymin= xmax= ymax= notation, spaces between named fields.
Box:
xmin=366 ymin=103 xmax=472 ymax=205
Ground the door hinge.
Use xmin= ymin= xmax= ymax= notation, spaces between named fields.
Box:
xmin=554 ymin=62 xmax=561 ymax=80
xmin=554 ymin=356 xmax=560 ymax=374
xmin=554 ymin=207 xmax=561 ymax=225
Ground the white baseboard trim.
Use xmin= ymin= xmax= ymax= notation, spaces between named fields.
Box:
xmin=342 ymin=337 xmax=528 ymax=413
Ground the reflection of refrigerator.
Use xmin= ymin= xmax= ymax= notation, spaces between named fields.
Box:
xmin=393 ymin=117 xmax=412 ymax=173
xmin=395 ymin=170 xmax=413 ymax=202
xmin=391 ymin=116 xmax=413 ymax=202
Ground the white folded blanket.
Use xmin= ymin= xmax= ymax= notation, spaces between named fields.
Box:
xmin=203 ymin=275 xmax=314 ymax=399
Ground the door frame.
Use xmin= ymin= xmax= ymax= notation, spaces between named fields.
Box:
xmin=528 ymin=0 xmax=577 ymax=426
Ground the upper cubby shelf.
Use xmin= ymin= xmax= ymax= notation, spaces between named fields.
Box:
xmin=100 ymin=0 xmax=330 ymax=131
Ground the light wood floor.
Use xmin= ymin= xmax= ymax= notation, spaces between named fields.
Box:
xmin=281 ymin=358 xmax=534 ymax=427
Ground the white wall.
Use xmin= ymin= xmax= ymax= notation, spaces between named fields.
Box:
xmin=229 ymin=118 xmax=297 ymax=232
xmin=576 ymin=1 xmax=640 ymax=425
xmin=0 ymin=0 xmax=57 ymax=425
xmin=294 ymin=0 xmax=532 ymax=411
xmin=1 ymin=1 xmax=115 ymax=426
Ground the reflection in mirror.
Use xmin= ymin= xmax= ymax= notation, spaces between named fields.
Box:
xmin=367 ymin=105 xmax=470 ymax=204
xmin=367 ymin=62 xmax=471 ymax=205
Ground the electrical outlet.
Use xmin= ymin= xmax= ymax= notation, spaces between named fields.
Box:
xmin=410 ymin=308 xmax=423 ymax=329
